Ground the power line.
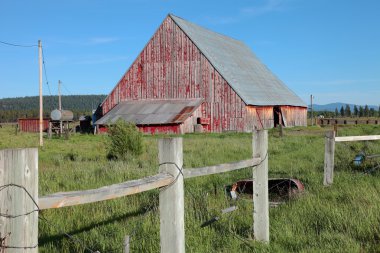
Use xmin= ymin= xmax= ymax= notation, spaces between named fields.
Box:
xmin=0 ymin=40 xmax=38 ymax=48
xmin=61 ymin=82 xmax=73 ymax=96
xmin=41 ymin=46 xmax=52 ymax=96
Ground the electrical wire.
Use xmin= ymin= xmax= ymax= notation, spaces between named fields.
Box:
xmin=41 ymin=46 xmax=52 ymax=96
xmin=0 ymin=40 xmax=37 ymax=48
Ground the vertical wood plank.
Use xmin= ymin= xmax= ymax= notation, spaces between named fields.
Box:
xmin=252 ymin=130 xmax=269 ymax=243
xmin=323 ymin=131 xmax=335 ymax=186
xmin=0 ymin=148 xmax=38 ymax=253
xmin=158 ymin=138 xmax=185 ymax=253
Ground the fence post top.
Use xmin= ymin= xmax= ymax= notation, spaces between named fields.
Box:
xmin=326 ymin=131 xmax=335 ymax=138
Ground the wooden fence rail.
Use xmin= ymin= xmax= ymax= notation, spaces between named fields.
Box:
xmin=1 ymin=130 xmax=269 ymax=253
xmin=323 ymin=132 xmax=380 ymax=185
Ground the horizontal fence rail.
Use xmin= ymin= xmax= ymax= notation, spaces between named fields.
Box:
xmin=183 ymin=157 xmax=261 ymax=179
xmin=335 ymin=135 xmax=380 ymax=142
xmin=2 ymin=130 xmax=269 ymax=253
xmin=39 ymin=173 xmax=174 ymax=209
xmin=324 ymin=132 xmax=380 ymax=185
xmin=39 ymin=158 xmax=260 ymax=209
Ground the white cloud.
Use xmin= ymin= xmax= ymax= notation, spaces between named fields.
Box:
xmin=241 ymin=0 xmax=286 ymax=16
xmin=293 ymin=79 xmax=380 ymax=87
xmin=73 ymin=55 xmax=128 ymax=65
xmin=89 ymin=37 xmax=120 ymax=45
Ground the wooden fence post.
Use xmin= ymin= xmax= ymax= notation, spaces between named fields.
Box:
xmin=324 ymin=131 xmax=336 ymax=185
xmin=0 ymin=148 xmax=38 ymax=253
xmin=124 ymin=235 xmax=130 ymax=253
xmin=158 ymin=138 xmax=185 ymax=253
xmin=252 ymin=130 xmax=269 ymax=243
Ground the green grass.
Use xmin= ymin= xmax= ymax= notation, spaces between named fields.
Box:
xmin=0 ymin=124 xmax=380 ymax=252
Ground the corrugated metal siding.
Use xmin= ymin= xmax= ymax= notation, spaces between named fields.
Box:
xmin=96 ymin=99 xmax=203 ymax=125
xmin=101 ymin=16 xmax=246 ymax=133
xmin=18 ymin=118 xmax=49 ymax=133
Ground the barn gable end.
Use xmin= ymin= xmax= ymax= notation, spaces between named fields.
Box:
xmin=97 ymin=14 xmax=307 ymax=133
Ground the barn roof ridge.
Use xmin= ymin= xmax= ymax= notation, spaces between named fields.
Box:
xmin=169 ymin=14 xmax=306 ymax=107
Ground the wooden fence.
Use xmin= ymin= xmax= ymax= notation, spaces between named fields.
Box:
xmin=319 ymin=118 xmax=379 ymax=126
xmin=323 ymin=132 xmax=380 ymax=185
xmin=0 ymin=130 xmax=269 ymax=253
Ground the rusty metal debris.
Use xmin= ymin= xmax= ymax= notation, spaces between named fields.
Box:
xmin=200 ymin=206 xmax=238 ymax=228
xmin=227 ymin=178 xmax=305 ymax=203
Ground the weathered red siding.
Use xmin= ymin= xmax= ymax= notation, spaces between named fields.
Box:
xmin=101 ymin=16 xmax=246 ymax=133
xmin=101 ymin=15 xmax=307 ymax=132
xmin=18 ymin=118 xmax=50 ymax=133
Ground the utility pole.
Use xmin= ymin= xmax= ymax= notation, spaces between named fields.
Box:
xmin=58 ymin=80 xmax=63 ymax=135
xmin=38 ymin=40 xmax=43 ymax=146
xmin=310 ymin=94 xmax=314 ymax=126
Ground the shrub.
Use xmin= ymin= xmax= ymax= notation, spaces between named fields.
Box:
xmin=107 ymin=120 xmax=143 ymax=160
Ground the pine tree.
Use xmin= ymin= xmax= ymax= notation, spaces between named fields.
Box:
xmin=369 ymin=108 xmax=375 ymax=117
xmin=340 ymin=106 xmax=345 ymax=117
xmin=344 ymin=104 xmax=351 ymax=117
xmin=359 ymin=106 xmax=364 ymax=117
xmin=364 ymin=105 xmax=369 ymax=117
xmin=353 ymin=105 xmax=358 ymax=117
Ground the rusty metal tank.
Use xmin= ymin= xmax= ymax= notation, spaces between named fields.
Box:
xmin=50 ymin=109 xmax=74 ymax=121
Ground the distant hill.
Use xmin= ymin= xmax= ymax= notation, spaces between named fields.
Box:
xmin=0 ymin=95 xmax=106 ymax=122
xmin=310 ymin=103 xmax=378 ymax=112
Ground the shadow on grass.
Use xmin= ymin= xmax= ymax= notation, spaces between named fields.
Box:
xmin=38 ymin=205 xmax=153 ymax=247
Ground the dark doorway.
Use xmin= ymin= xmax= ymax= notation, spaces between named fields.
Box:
xmin=273 ymin=106 xmax=282 ymax=127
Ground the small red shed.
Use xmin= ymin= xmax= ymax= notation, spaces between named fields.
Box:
xmin=18 ymin=118 xmax=50 ymax=132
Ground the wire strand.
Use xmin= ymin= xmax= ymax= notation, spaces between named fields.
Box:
xmin=41 ymin=46 xmax=52 ymax=96
xmin=0 ymin=40 xmax=38 ymax=48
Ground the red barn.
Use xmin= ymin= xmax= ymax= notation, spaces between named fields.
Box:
xmin=95 ymin=14 xmax=307 ymax=134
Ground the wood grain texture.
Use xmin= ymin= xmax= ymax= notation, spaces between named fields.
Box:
xmin=335 ymin=135 xmax=380 ymax=142
xmin=183 ymin=158 xmax=261 ymax=179
xmin=324 ymin=131 xmax=336 ymax=186
xmin=158 ymin=138 xmax=185 ymax=253
xmin=0 ymin=148 xmax=38 ymax=253
xmin=38 ymin=173 xmax=173 ymax=209
xmin=252 ymin=130 xmax=269 ymax=243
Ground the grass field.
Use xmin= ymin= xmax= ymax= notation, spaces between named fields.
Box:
xmin=1 ymin=125 xmax=380 ymax=252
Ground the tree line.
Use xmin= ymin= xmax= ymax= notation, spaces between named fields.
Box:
xmin=310 ymin=104 xmax=380 ymax=118
xmin=0 ymin=95 xmax=106 ymax=123
xmin=335 ymin=104 xmax=379 ymax=117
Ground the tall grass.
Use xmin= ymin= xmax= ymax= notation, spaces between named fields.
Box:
xmin=0 ymin=124 xmax=379 ymax=252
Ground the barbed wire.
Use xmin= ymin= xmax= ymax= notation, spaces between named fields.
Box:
xmin=0 ymin=183 xmax=98 ymax=252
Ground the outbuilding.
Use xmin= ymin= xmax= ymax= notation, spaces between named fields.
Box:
xmin=96 ymin=14 xmax=307 ymax=134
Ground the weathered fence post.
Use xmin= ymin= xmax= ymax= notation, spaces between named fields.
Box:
xmin=0 ymin=148 xmax=38 ymax=253
xmin=324 ymin=131 xmax=336 ymax=185
xmin=252 ymin=130 xmax=269 ymax=243
xmin=124 ymin=235 xmax=130 ymax=253
xmin=158 ymin=138 xmax=185 ymax=253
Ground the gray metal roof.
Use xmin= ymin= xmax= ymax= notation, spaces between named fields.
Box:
xmin=170 ymin=14 xmax=306 ymax=107
xmin=95 ymin=99 xmax=203 ymax=125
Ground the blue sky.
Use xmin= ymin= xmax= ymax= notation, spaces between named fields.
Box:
xmin=1 ymin=0 xmax=379 ymax=105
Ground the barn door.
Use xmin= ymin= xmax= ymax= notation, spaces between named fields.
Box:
xmin=273 ymin=106 xmax=285 ymax=127
xmin=280 ymin=108 xmax=287 ymax=127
